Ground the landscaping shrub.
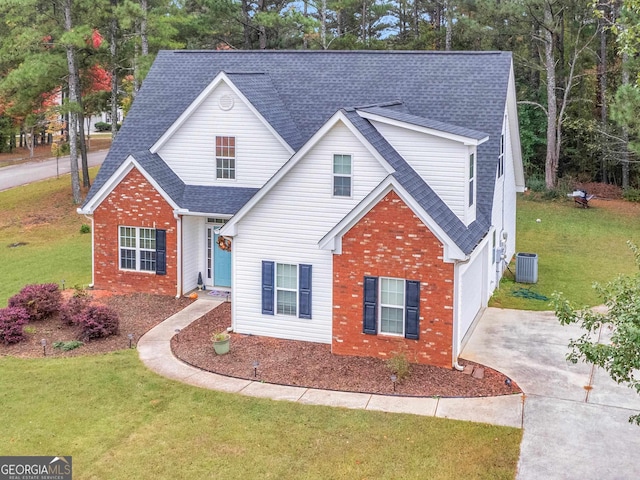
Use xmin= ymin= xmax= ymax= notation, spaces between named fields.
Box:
xmin=60 ymin=294 xmax=92 ymax=326
xmin=8 ymin=283 xmax=62 ymax=322
xmin=76 ymin=305 xmax=119 ymax=340
xmin=80 ymin=224 xmax=91 ymax=234
xmin=53 ymin=340 xmax=84 ymax=351
xmin=94 ymin=122 xmax=111 ymax=132
xmin=0 ymin=307 xmax=30 ymax=344
xmin=623 ymin=189 xmax=640 ymax=203
xmin=386 ymin=352 xmax=411 ymax=382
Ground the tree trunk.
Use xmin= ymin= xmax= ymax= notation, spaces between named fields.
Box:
xmin=444 ymin=0 xmax=452 ymax=51
xmin=321 ymin=0 xmax=327 ymax=49
xmin=241 ymin=0 xmax=251 ymax=48
xmin=110 ymin=0 xmax=119 ymax=140
xmin=64 ymin=0 xmax=82 ymax=204
xmin=544 ymin=2 xmax=559 ymax=189
xmin=140 ymin=0 xmax=148 ymax=55
xmin=258 ymin=0 xmax=267 ymax=49
xmin=621 ymin=51 xmax=630 ymax=189
xmin=598 ymin=9 xmax=608 ymax=183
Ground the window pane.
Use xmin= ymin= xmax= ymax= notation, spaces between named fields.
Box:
xmin=381 ymin=278 xmax=404 ymax=306
xmin=277 ymin=290 xmax=297 ymax=315
xmin=120 ymin=227 xmax=136 ymax=248
xmin=276 ymin=263 xmax=297 ymax=289
xmin=120 ymin=249 xmax=136 ymax=269
xmin=139 ymin=228 xmax=156 ymax=250
xmin=140 ymin=250 xmax=156 ymax=272
xmin=333 ymin=154 xmax=351 ymax=174
xmin=469 ymin=153 xmax=474 ymax=179
xmin=381 ymin=306 xmax=403 ymax=334
xmin=333 ymin=176 xmax=351 ymax=197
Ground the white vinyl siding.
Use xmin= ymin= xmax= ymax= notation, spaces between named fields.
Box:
xmin=233 ymin=121 xmax=388 ymax=343
xmin=182 ymin=216 xmax=204 ymax=293
xmin=456 ymin=243 xmax=487 ymax=354
xmin=369 ymin=120 xmax=471 ymax=223
xmin=158 ymin=82 xmax=291 ymax=187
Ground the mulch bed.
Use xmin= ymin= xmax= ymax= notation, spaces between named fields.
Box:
xmin=0 ymin=292 xmax=193 ymax=358
xmin=2 ymin=293 xmax=520 ymax=398
xmin=172 ymin=302 xmax=521 ymax=398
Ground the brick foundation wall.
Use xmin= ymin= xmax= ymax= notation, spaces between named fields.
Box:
xmin=332 ymin=190 xmax=454 ymax=367
xmin=92 ymin=167 xmax=178 ymax=295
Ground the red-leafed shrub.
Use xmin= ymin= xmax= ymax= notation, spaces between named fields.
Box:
xmin=60 ymin=295 xmax=92 ymax=326
xmin=8 ymin=283 xmax=62 ymax=322
xmin=0 ymin=307 xmax=30 ymax=344
xmin=76 ymin=305 xmax=119 ymax=340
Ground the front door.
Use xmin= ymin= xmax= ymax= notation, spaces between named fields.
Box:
xmin=206 ymin=221 xmax=231 ymax=288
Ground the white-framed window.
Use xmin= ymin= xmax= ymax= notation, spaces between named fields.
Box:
xmin=498 ymin=133 xmax=505 ymax=178
xmin=469 ymin=152 xmax=475 ymax=207
xmin=333 ymin=154 xmax=352 ymax=197
xmin=379 ymin=277 xmax=405 ymax=335
xmin=276 ymin=263 xmax=298 ymax=316
xmin=216 ymin=136 xmax=236 ymax=179
xmin=119 ymin=226 xmax=156 ymax=272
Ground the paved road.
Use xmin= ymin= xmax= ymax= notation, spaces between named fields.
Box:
xmin=0 ymin=150 xmax=108 ymax=192
xmin=462 ymin=308 xmax=640 ymax=480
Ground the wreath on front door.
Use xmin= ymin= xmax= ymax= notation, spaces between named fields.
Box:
xmin=217 ymin=235 xmax=232 ymax=252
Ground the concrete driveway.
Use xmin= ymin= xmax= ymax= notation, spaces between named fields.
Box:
xmin=462 ymin=308 xmax=640 ymax=480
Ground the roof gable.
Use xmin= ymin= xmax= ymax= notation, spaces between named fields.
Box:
xmin=150 ymin=72 xmax=295 ymax=155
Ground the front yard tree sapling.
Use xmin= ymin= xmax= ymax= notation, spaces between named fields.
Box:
xmin=553 ymin=241 xmax=640 ymax=425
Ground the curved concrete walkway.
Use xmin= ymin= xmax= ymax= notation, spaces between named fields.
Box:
xmin=138 ymin=299 xmax=523 ymax=428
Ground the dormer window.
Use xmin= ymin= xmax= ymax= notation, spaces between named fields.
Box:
xmin=216 ymin=136 xmax=236 ymax=179
xmin=333 ymin=154 xmax=352 ymax=197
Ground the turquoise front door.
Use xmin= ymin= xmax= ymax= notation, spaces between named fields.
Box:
xmin=213 ymin=231 xmax=231 ymax=287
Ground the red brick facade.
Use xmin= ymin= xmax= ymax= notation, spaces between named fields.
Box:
xmin=332 ymin=190 xmax=454 ymax=367
xmin=92 ymin=167 xmax=178 ymax=295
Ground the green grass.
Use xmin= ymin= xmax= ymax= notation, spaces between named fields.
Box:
xmin=0 ymin=351 xmax=522 ymax=479
xmin=0 ymin=171 xmax=97 ymax=306
xmin=490 ymin=195 xmax=640 ymax=310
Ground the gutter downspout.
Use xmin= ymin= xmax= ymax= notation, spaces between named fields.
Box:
xmin=174 ymin=211 xmax=182 ymax=299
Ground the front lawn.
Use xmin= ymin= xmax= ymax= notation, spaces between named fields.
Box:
xmin=490 ymin=195 xmax=640 ymax=310
xmin=0 ymin=351 xmax=522 ymax=479
xmin=0 ymin=171 xmax=96 ymax=306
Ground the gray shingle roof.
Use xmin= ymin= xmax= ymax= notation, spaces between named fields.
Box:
xmin=131 ymin=150 xmax=257 ymax=215
xmin=358 ymin=105 xmax=489 ymax=141
xmin=85 ymin=50 xmax=512 ymax=244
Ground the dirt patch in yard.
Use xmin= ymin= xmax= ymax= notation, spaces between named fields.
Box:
xmin=172 ymin=302 xmax=521 ymax=398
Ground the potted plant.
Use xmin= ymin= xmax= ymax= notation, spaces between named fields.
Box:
xmin=212 ymin=331 xmax=230 ymax=355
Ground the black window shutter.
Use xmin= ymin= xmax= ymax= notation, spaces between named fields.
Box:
xmin=155 ymin=229 xmax=167 ymax=275
xmin=298 ymin=264 xmax=312 ymax=319
xmin=262 ymin=261 xmax=275 ymax=315
xmin=363 ymin=276 xmax=378 ymax=335
xmin=405 ymin=280 xmax=420 ymax=340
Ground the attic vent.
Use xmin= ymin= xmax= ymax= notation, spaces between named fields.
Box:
xmin=219 ymin=94 xmax=234 ymax=111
